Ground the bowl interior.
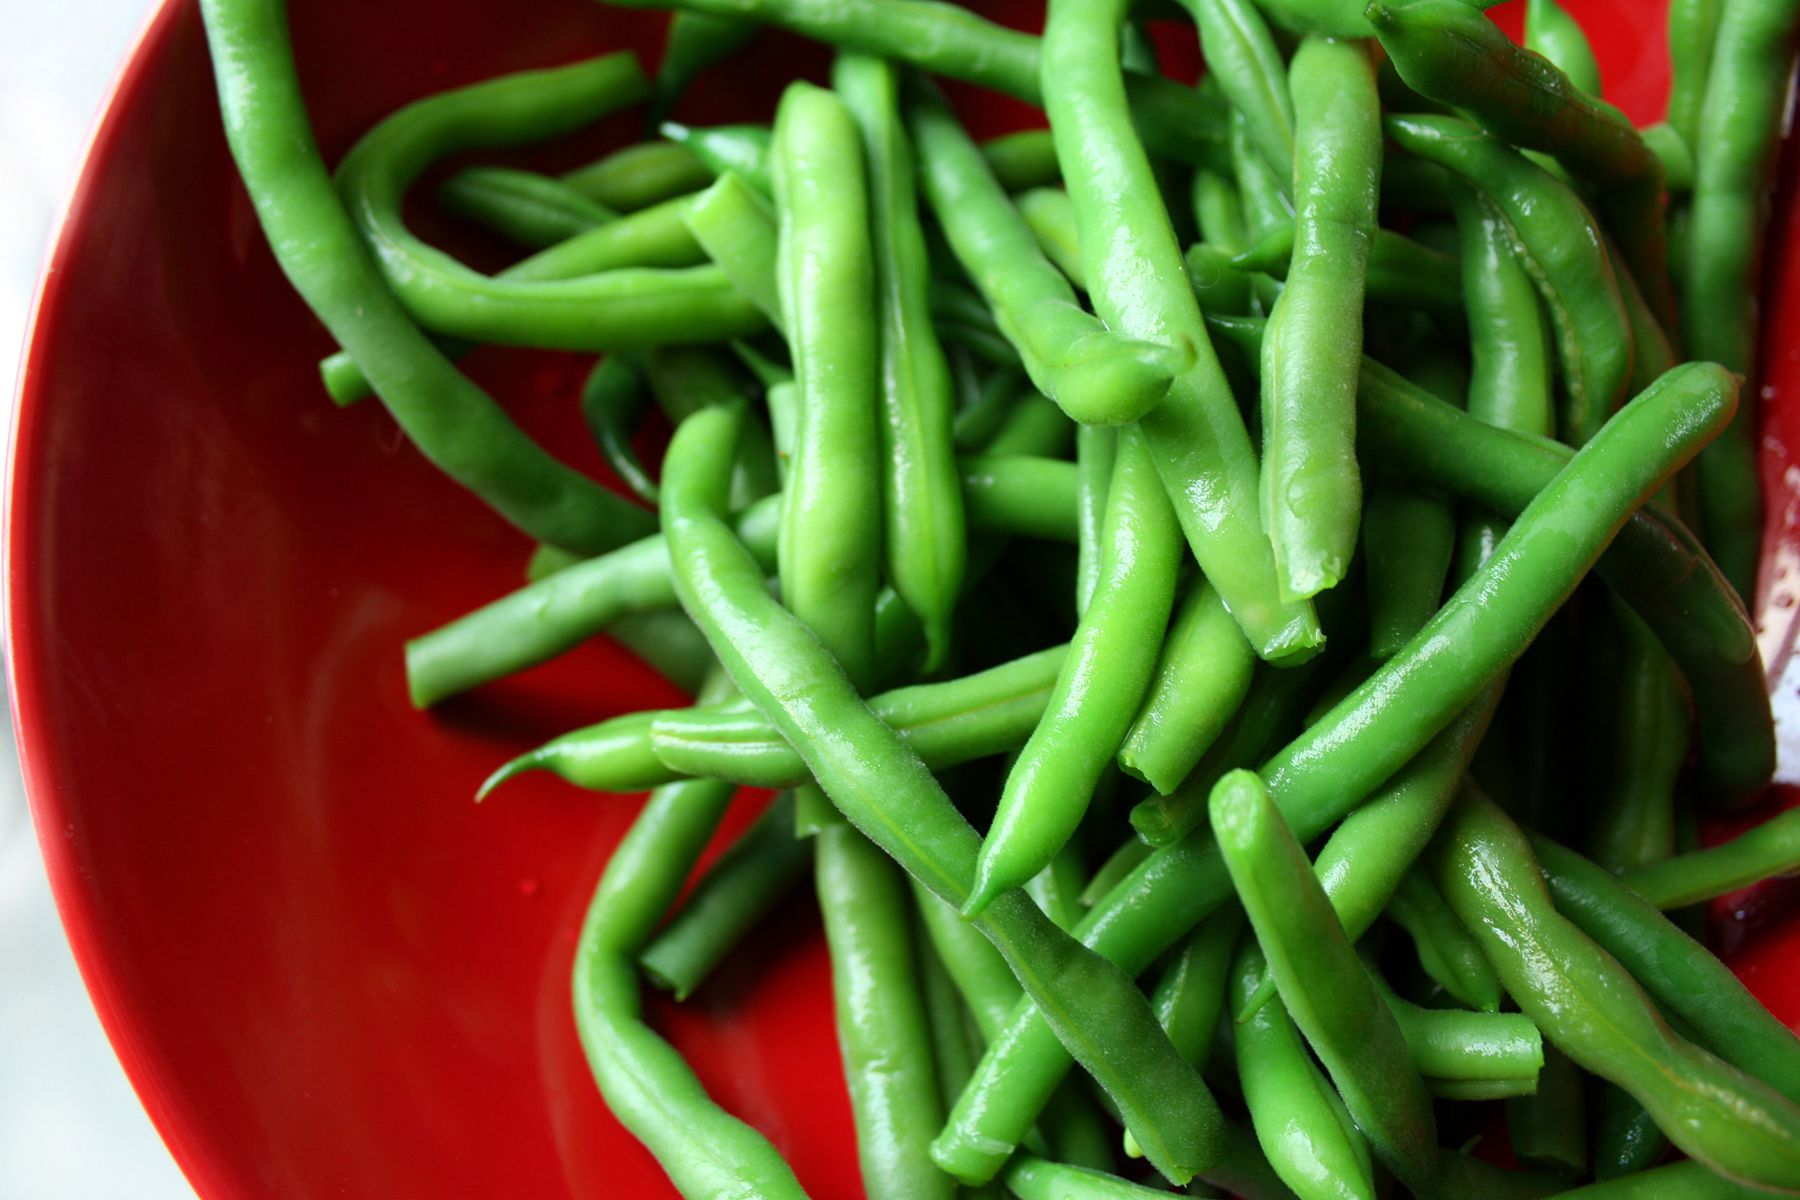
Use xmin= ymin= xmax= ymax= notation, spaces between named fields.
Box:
xmin=9 ymin=1 xmax=1800 ymax=1197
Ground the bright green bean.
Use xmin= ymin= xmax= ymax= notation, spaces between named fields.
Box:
xmin=1117 ymin=583 xmax=1256 ymax=796
xmin=1042 ymin=0 xmax=1320 ymax=661
xmin=663 ymin=404 xmax=1224 ymax=1186
xmin=1621 ymin=804 xmax=1800 ymax=909
xmin=436 ymin=166 xmax=617 ymax=249
xmin=836 ymin=55 xmax=966 ymax=672
xmin=639 ymin=792 xmax=809 ymax=999
xmin=968 ymin=429 xmax=1181 ymax=914
xmin=1259 ymin=36 xmax=1379 ymax=600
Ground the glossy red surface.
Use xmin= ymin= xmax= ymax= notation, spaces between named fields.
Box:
xmin=6 ymin=1 xmax=1798 ymax=1198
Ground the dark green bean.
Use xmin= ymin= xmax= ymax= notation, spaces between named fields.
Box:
xmin=1383 ymin=113 xmax=1631 ymax=447
xmin=1587 ymin=601 xmax=1684 ymax=873
xmin=580 ymin=355 xmax=660 ymax=504
xmin=1508 ymin=1048 xmax=1588 ymax=1178
xmin=1231 ymin=222 xmax=1465 ymax=317
xmin=1530 ymin=834 xmax=1800 ymax=1106
xmin=1684 ymin=0 xmax=1800 ymax=601
xmin=1666 ymin=0 xmax=1726 ymax=147
xmin=1181 ymin=0 xmax=1292 ymax=175
xmin=1542 ymin=1162 xmax=1776 ymax=1198
xmin=1213 ymin=313 xmax=1773 ymax=808
xmin=639 ymin=791 xmax=809 ymax=999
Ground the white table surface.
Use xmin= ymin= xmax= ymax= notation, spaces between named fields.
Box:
xmin=0 ymin=0 xmax=197 ymax=1195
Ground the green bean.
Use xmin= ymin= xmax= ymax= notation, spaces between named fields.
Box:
xmin=1042 ymin=0 xmax=1320 ymax=662
xmin=1587 ymin=602 xmax=1684 ymax=873
xmin=436 ymin=166 xmax=617 ymax=249
xmin=198 ymin=9 xmax=664 ymax=555
xmin=1369 ymin=0 xmax=1672 ymax=327
xmin=1542 ymin=1162 xmax=1777 ymax=1198
xmin=1185 ymin=243 xmax=1260 ymax=316
xmin=683 ymin=170 xmax=783 ymax=326
xmin=1592 ymin=1086 xmax=1670 ymax=1179
xmin=1079 ymin=837 xmax=1151 ymax=907
xmin=908 ymin=86 xmax=1183 ymax=426
xmin=333 ymin=61 xmax=766 ymax=353
xmin=651 ymin=644 xmax=1068 ymax=790
xmin=1642 ymin=121 xmax=1696 ymax=192
xmin=953 ymin=369 xmax=1024 ymax=453
xmin=1620 ymin=804 xmax=1800 ymax=909
xmin=917 ymin=914 xmax=984 ymax=1118
xmin=1245 ymin=0 xmax=1504 ymax=36
xmin=981 ymin=129 xmax=1060 ymax=191
xmin=560 ymin=140 xmax=714 ymax=210
xmin=653 ymin=12 xmax=758 ymax=119
xmin=958 ymin=455 xmax=1080 ymax=539
xmin=1666 ymin=0 xmax=1726 ymax=147
xmin=1383 ymin=113 xmax=1631 ymax=447
xmin=836 ymin=55 xmax=966 ymax=672
xmin=1455 ymin=185 xmax=1554 ymax=440
xmin=1508 ymin=1048 xmax=1588 ymax=1178
xmin=1073 ymin=425 xmax=1116 ymax=613
xmin=663 ymin=405 xmax=1224 ymax=1186
xmin=1192 ymin=168 xmax=1249 ymax=253
xmin=1229 ymin=940 xmax=1376 ymax=1200
xmin=1363 ymin=483 xmax=1454 ymax=659
xmin=514 ymin=662 xmax=808 ymax=1198
xmin=968 ymin=429 xmax=1181 ymax=914
xmin=936 ymin=360 xmax=1738 ymax=1183
xmin=1213 ymin=314 xmax=1772 ymax=808
xmin=1212 ymin=770 xmax=1437 ymax=1194
xmin=1127 ymin=650 xmax=1325 ymax=846
xmin=1684 ymin=0 xmax=1800 ymax=601
xmin=1015 ymin=188 xmax=1085 ymax=289
xmin=1259 ymin=36 xmax=1379 ymax=600
xmin=981 ymin=394 xmax=1074 ymax=459
xmin=815 ymin=820 xmax=955 ymax=1199
xmin=1198 ymin=1123 xmax=1306 ymax=1200
xmin=661 ymin=120 xmax=773 ymax=191
xmin=1524 ymin=0 xmax=1601 ymax=96
xmin=320 ymin=191 xmax=711 ymax=406
xmin=1530 ymin=834 xmax=1800 ymax=1106
xmin=1430 ymin=1078 xmax=1542 ymax=1101
xmin=1117 ymin=583 xmax=1256 ymax=796
xmin=639 ymin=792 xmax=809 ymax=999
xmin=1433 ymin=788 xmax=1800 ymax=1192
xmin=772 ymin=81 xmax=881 ymax=693
xmin=1001 ymin=1154 xmax=1177 ymax=1200
xmin=609 ymin=598 xmax=728 ymax=700
xmin=1149 ymin=907 xmax=1242 ymax=1068
xmin=1387 ymin=869 xmax=1504 ymax=1012
xmin=599 ymin=0 xmax=1225 ymax=165
xmin=1232 ymin=109 xmax=1293 ymax=242
xmin=580 ymin=355 xmax=660 ymax=504
xmin=1181 ymin=0 xmax=1293 ymax=175
xmin=1231 ymin=223 xmax=1464 ymax=317
xmin=1379 ymin=979 xmax=1544 ymax=1084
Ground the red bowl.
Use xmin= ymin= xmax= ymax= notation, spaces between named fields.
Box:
xmin=7 ymin=1 xmax=1799 ymax=1197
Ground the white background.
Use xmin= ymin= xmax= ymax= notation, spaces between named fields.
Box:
xmin=0 ymin=0 xmax=197 ymax=1195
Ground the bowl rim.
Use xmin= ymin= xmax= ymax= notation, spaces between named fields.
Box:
xmin=4 ymin=0 xmax=214 ymax=1194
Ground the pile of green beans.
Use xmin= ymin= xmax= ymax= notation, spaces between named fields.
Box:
xmin=198 ymin=0 xmax=1800 ymax=1195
